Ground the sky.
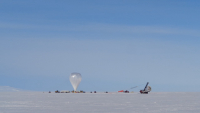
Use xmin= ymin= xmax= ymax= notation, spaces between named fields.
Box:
xmin=0 ymin=0 xmax=200 ymax=92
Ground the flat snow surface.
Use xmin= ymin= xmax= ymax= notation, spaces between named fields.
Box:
xmin=0 ymin=92 xmax=200 ymax=113
xmin=0 ymin=86 xmax=23 ymax=92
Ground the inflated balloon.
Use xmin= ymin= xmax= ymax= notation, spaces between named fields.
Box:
xmin=69 ymin=73 xmax=82 ymax=91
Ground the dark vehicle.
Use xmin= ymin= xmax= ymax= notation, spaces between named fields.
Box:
xmin=105 ymin=91 xmax=108 ymax=93
xmin=140 ymin=82 xmax=151 ymax=94
xmin=80 ymin=90 xmax=85 ymax=93
xmin=94 ymin=91 xmax=96 ymax=93
xmin=124 ymin=90 xmax=129 ymax=93
xmin=90 ymin=91 xmax=92 ymax=93
xmin=55 ymin=90 xmax=60 ymax=93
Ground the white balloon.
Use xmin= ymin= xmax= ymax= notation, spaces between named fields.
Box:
xmin=69 ymin=73 xmax=82 ymax=91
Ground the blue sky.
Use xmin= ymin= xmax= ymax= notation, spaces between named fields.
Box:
xmin=0 ymin=0 xmax=200 ymax=92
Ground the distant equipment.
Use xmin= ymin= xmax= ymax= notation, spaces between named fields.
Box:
xmin=69 ymin=73 xmax=82 ymax=92
xmin=118 ymin=90 xmax=129 ymax=93
xmin=140 ymin=82 xmax=151 ymax=94
xmin=55 ymin=90 xmax=60 ymax=93
xmin=61 ymin=90 xmax=70 ymax=93
xmin=118 ymin=90 xmax=124 ymax=92
xmin=80 ymin=90 xmax=85 ymax=93
xmin=124 ymin=90 xmax=129 ymax=93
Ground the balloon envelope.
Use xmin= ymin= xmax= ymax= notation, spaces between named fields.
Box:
xmin=69 ymin=73 xmax=82 ymax=91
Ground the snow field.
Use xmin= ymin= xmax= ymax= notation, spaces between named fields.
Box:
xmin=0 ymin=92 xmax=200 ymax=113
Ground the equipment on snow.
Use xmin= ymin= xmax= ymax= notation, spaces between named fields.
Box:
xmin=140 ymin=82 xmax=151 ymax=94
